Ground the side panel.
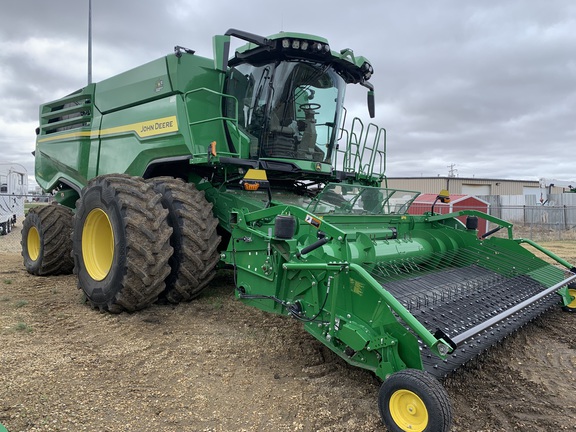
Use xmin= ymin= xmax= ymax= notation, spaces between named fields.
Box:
xmin=94 ymin=58 xmax=175 ymax=113
xmin=166 ymin=54 xmax=232 ymax=159
xmin=97 ymin=96 xmax=190 ymax=176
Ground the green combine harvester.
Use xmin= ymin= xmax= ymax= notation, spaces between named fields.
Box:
xmin=23 ymin=29 xmax=575 ymax=431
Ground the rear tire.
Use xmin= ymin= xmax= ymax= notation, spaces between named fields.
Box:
xmin=378 ymin=369 xmax=452 ymax=432
xmin=21 ymin=205 xmax=74 ymax=275
xmin=148 ymin=177 xmax=221 ymax=303
xmin=72 ymin=175 xmax=173 ymax=312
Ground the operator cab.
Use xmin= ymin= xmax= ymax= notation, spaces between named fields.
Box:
xmin=221 ymin=29 xmax=375 ymax=174
xmin=226 ymin=61 xmax=344 ymax=164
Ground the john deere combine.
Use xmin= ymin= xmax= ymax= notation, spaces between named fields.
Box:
xmin=23 ymin=29 xmax=575 ymax=431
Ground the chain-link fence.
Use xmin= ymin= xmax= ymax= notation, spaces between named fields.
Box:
xmin=487 ymin=205 xmax=576 ymax=242
xmin=480 ymin=193 xmax=576 ymax=242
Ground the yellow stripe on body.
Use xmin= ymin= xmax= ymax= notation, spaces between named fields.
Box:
xmin=38 ymin=116 xmax=179 ymax=143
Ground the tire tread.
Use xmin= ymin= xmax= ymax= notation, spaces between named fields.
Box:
xmin=149 ymin=177 xmax=221 ymax=303
xmin=73 ymin=175 xmax=173 ymax=312
xmin=21 ymin=205 xmax=74 ymax=276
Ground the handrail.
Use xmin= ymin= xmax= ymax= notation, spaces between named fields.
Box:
xmin=183 ymin=87 xmax=242 ymax=158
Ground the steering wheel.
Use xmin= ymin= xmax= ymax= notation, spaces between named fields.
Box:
xmin=299 ymin=103 xmax=321 ymax=111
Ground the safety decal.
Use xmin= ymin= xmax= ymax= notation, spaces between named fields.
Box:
xmin=305 ymin=214 xmax=321 ymax=228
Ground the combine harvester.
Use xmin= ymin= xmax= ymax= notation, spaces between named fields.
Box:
xmin=23 ymin=29 xmax=575 ymax=431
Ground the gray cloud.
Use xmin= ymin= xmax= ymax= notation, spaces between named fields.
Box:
xmin=0 ymin=0 xmax=574 ymax=188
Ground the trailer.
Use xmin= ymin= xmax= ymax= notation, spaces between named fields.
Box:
xmin=0 ymin=163 xmax=27 ymax=235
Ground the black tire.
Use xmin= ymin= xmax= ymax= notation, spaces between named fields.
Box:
xmin=21 ymin=205 xmax=74 ymax=275
xmin=378 ymin=369 xmax=452 ymax=432
xmin=148 ymin=177 xmax=221 ymax=303
xmin=72 ymin=175 xmax=173 ymax=313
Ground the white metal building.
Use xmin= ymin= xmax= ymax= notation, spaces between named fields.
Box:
xmin=384 ymin=176 xmax=557 ymax=196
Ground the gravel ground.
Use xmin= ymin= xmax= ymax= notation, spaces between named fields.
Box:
xmin=0 ymin=226 xmax=575 ymax=431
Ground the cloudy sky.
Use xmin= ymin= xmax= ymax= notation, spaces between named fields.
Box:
xmin=1 ymin=0 xmax=575 ymax=189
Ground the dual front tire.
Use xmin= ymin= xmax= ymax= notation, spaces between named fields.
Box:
xmin=72 ymin=175 xmax=173 ymax=312
xmin=21 ymin=175 xmax=220 ymax=313
xmin=148 ymin=177 xmax=220 ymax=303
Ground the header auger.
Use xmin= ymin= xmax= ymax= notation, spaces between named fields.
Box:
xmin=23 ymin=29 xmax=576 ymax=431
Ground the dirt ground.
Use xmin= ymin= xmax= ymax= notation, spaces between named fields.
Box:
xmin=0 ymin=227 xmax=575 ymax=432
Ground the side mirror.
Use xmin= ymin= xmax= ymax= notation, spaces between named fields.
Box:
xmin=367 ymin=90 xmax=375 ymax=118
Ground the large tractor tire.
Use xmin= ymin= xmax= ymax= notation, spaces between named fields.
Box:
xmin=148 ymin=177 xmax=221 ymax=303
xmin=378 ymin=369 xmax=452 ymax=432
xmin=21 ymin=204 xmax=74 ymax=275
xmin=72 ymin=175 xmax=173 ymax=313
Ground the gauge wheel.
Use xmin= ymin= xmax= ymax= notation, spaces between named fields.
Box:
xmin=72 ymin=175 xmax=173 ymax=312
xmin=21 ymin=205 xmax=74 ymax=275
xmin=148 ymin=177 xmax=221 ymax=303
xmin=562 ymin=288 xmax=576 ymax=312
xmin=378 ymin=369 xmax=452 ymax=432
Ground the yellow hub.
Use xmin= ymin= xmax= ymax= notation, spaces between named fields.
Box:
xmin=389 ymin=389 xmax=429 ymax=432
xmin=82 ymin=208 xmax=114 ymax=281
xmin=567 ymin=288 xmax=576 ymax=309
xmin=27 ymin=226 xmax=41 ymax=261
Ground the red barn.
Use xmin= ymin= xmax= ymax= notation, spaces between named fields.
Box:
xmin=408 ymin=194 xmax=490 ymax=236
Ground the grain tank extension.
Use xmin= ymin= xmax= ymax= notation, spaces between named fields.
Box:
xmin=23 ymin=29 xmax=576 ymax=431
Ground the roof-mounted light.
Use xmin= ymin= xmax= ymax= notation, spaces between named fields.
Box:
xmin=278 ymin=38 xmax=330 ymax=55
xmin=361 ymin=61 xmax=374 ymax=80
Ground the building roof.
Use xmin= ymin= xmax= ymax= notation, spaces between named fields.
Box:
xmin=413 ymin=193 xmax=489 ymax=205
xmin=387 ymin=176 xmax=538 ymax=183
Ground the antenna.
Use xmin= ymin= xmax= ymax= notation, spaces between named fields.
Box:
xmin=88 ymin=0 xmax=92 ymax=84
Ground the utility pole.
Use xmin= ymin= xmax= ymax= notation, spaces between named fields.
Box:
xmin=447 ymin=163 xmax=457 ymax=178
xmin=88 ymin=0 xmax=92 ymax=84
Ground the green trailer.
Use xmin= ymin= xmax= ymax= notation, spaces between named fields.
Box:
xmin=23 ymin=29 xmax=575 ymax=431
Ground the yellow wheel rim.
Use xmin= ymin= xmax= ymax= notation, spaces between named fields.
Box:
xmin=82 ymin=208 xmax=114 ymax=281
xmin=389 ymin=389 xmax=429 ymax=432
xmin=27 ymin=226 xmax=41 ymax=261
xmin=567 ymin=288 xmax=576 ymax=309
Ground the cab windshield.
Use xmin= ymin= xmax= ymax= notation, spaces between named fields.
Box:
xmin=226 ymin=61 xmax=345 ymax=163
